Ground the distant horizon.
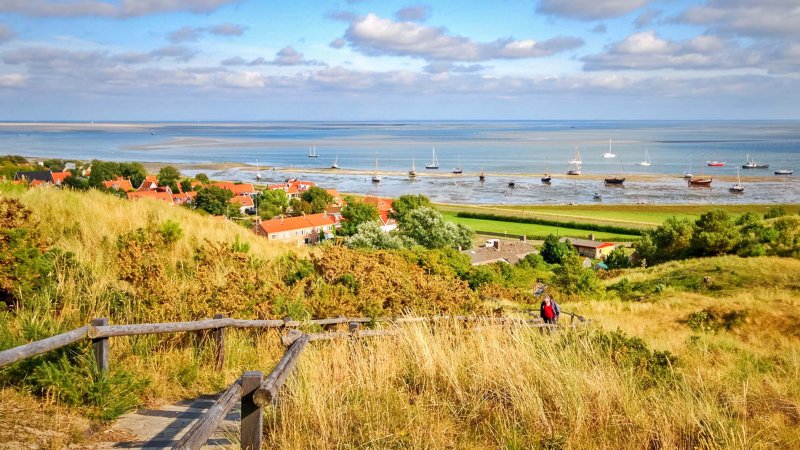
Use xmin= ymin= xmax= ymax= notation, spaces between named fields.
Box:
xmin=3 ymin=119 xmax=800 ymax=124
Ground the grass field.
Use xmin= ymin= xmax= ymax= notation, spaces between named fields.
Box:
xmin=437 ymin=203 xmax=800 ymax=228
xmin=441 ymin=211 xmax=641 ymax=241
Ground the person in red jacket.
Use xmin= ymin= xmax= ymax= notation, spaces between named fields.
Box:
xmin=540 ymin=295 xmax=560 ymax=324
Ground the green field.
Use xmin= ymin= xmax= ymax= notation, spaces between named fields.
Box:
xmin=437 ymin=203 xmax=800 ymax=229
xmin=441 ymin=211 xmax=641 ymax=241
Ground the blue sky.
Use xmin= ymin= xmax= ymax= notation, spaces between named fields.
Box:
xmin=0 ymin=0 xmax=798 ymax=120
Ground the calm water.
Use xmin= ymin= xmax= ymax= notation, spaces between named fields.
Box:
xmin=2 ymin=121 xmax=799 ymax=205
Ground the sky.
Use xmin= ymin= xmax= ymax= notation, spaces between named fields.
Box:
xmin=0 ymin=0 xmax=798 ymax=120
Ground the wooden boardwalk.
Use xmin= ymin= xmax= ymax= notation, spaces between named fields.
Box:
xmin=80 ymin=395 xmax=238 ymax=450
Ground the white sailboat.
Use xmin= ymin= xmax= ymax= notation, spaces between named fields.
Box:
xmin=729 ymin=168 xmax=744 ymax=193
xmin=452 ymin=154 xmax=462 ymax=174
xmin=308 ymin=145 xmax=318 ymax=158
xmin=255 ymin=160 xmax=262 ymax=180
xmin=425 ymin=147 xmax=439 ymax=169
xmin=568 ymin=146 xmax=582 ymax=164
xmin=408 ymin=156 xmax=417 ymax=178
xmin=637 ymin=147 xmax=652 ymax=166
xmin=602 ymin=139 xmax=616 ymax=158
xmin=683 ymin=160 xmax=693 ymax=178
xmin=372 ymin=154 xmax=381 ymax=183
xmin=331 ymin=153 xmax=340 ymax=169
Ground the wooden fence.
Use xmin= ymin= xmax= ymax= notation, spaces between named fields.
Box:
xmin=0 ymin=313 xmax=588 ymax=449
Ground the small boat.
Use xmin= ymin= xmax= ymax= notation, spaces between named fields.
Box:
xmin=688 ymin=177 xmax=712 ymax=186
xmin=566 ymin=168 xmax=581 ymax=176
xmin=636 ymin=147 xmax=651 ymax=166
xmin=775 ymin=169 xmax=794 ymax=175
xmin=729 ymin=168 xmax=744 ymax=193
xmin=372 ymin=155 xmax=381 ymax=183
xmin=706 ymin=161 xmax=725 ymax=167
xmin=593 ymin=192 xmax=602 ymax=201
xmin=331 ymin=154 xmax=340 ymax=169
xmin=508 ymin=181 xmax=516 ymax=188
xmin=742 ymin=154 xmax=768 ymax=169
xmin=452 ymin=154 xmax=462 ymax=174
xmin=479 ymin=167 xmax=485 ymax=181
xmin=568 ymin=146 xmax=582 ymax=165
xmin=541 ymin=174 xmax=552 ymax=183
xmin=409 ymin=157 xmax=417 ymax=178
xmin=604 ymin=177 xmax=625 ymax=185
xmin=683 ymin=161 xmax=693 ymax=178
xmin=255 ymin=160 xmax=262 ymax=180
xmin=425 ymin=147 xmax=439 ymax=169
xmin=602 ymin=139 xmax=616 ymax=158
xmin=308 ymin=145 xmax=319 ymax=158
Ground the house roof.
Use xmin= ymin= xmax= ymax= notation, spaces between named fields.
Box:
xmin=14 ymin=171 xmax=53 ymax=183
xmin=127 ymin=190 xmax=174 ymax=204
xmin=102 ymin=177 xmax=133 ymax=191
xmin=362 ymin=196 xmax=395 ymax=225
xmin=268 ymin=180 xmax=315 ymax=195
xmin=560 ymin=237 xmax=615 ymax=249
xmin=211 ymin=181 xmax=256 ymax=196
xmin=256 ymin=213 xmax=335 ymax=235
xmin=230 ymin=195 xmax=254 ymax=207
xmin=50 ymin=171 xmax=71 ymax=185
xmin=138 ymin=175 xmax=159 ymax=191
xmin=463 ymin=240 xmax=536 ymax=266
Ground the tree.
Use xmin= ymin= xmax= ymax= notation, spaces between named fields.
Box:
xmin=257 ymin=189 xmax=289 ymax=219
xmin=195 ymin=173 xmax=210 ymax=184
xmin=157 ymin=166 xmax=181 ymax=192
xmin=118 ymin=162 xmax=147 ymax=188
xmin=400 ymin=207 xmax=474 ymax=250
xmin=539 ymin=234 xmax=575 ymax=265
xmin=391 ymin=194 xmax=432 ymax=224
xmin=180 ymin=179 xmax=193 ymax=193
xmin=346 ymin=221 xmax=411 ymax=250
xmin=551 ymin=254 xmax=605 ymax=300
xmin=300 ymin=186 xmax=333 ymax=213
xmin=605 ymin=246 xmax=631 ymax=269
xmin=636 ymin=216 xmax=694 ymax=264
xmin=289 ymin=198 xmax=313 ymax=216
xmin=87 ymin=160 xmax=119 ymax=187
xmin=194 ymin=186 xmax=233 ymax=216
xmin=771 ymin=216 xmax=800 ymax=257
xmin=340 ymin=197 xmax=380 ymax=236
xmin=690 ymin=210 xmax=740 ymax=256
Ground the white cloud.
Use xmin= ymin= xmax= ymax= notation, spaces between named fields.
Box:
xmin=677 ymin=0 xmax=800 ymax=38
xmin=634 ymin=9 xmax=661 ymax=28
xmin=394 ymin=5 xmax=430 ymax=22
xmin=0 ymin=24 xmax=15 ymax=43
xmin=0 ymin=0 xmax=240 ymax=18
xmin=168 ymin=23 xmax=246 ymax=43
xmin=342 ymin=13 xmax=583 ymax=61
xmin=537 ymin=0 xmax=651 ymax=20
xmin=221 ymin=46 xmax=326 ymax=67
xmin=0 ymin=73 xmax=26 ymax=87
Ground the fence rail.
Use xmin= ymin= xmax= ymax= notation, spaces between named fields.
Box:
xmin=0 ymin=313 xmax=589 ymax=450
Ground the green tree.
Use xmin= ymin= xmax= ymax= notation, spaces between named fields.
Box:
xmin=157 ymin=166 xmax=181 ymax=192
xmin=539 ymin=234 xmax=575 ymax=265
xmin=690 ymin=210 xmax=740 ymax=256
xmin=118 ymin=162 xmax=146 ymax=188
xmin=194 ymin=186 xmax=233 ymax=216
xmin=551 ymin=254 xmax=605 ymax=300
xmin=636 ymin=216 xmax=694 ymax=264
xmin=391 ymin=194 xmax=433 ymax=224
xmin=289 ymin=198 xmax=313 ymax=216
xmin=340 ymin=197 xmax=380 ymax=236
xmin=300 ymin=186 xmax=333 ymax=213
xmin=87 ymin=160 xmax=119 ymax=187
xmin=346 ymin=221 xmax=410 ymax=250
xmin=195 ymin=173 xmax=210 ymax=184
xmin=400 ymin=207 xmax=474 ymax=250
xmin=605 ymin=246 xmax=631 ymax=269
xmin=180 ymin=179 xmax=193 ymax=193
xmin=764 ymin=206 xmax=788 ymax=219
xmin=770 ymin=216 xmax=800 ymax=257
xmin=257 ymin=189 xmax=289 ymax=219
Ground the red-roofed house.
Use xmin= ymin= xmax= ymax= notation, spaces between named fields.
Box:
xmin=138 ymin=175 xmax=159 ymax=191
xmin=267 ymin=180 xmax=315 ymax=199
xmin=325 ymin=189 xmax=341 ymax=206
xmin=210 ymin=182 xmax=256 ymax=197
xmin=127 ymin=190 xmax=174 ymax=205
xmin=559 ymin=237 xmax=616 ymax=259
xmin=254 ymin=213 xmax=335 ymax=245
xmin=102 ymin=177 xmax=133 ymax=191
xmin=363 ymin=196 xmax=397 ymax=231
xmin=172 ymin=191 xmax=197 ymax=206
xmin=50 ymin=171 xmax=71 ymax=185
xmin=229 ymin=195 xmax=255 ymax=214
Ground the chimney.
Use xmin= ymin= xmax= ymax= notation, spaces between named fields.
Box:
xmin=520 ymin=235 xmax=527 ymax=242
xmin=493 ymin=240 xmax=501 ymax=249
xmin=589 ymin=233 xmax=595 ymax=241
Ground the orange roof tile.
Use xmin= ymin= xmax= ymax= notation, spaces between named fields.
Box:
xmin=138 ymin=175 xmax=159 ymax=191
xmin=229 ymin=196 xmax=254 ymax=207
xmin=51 ymin=171 xmax=71 ymax=185
xmin=102 ymin=177 xmax=133 ymax=191
xmin=211 ymin=182 xmax=256 ymax=196
xmin=256 ymin=213 xmax=334 ymax=235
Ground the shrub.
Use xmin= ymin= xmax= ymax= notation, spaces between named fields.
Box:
xmin=539 ymin=234 xmax=575 ymax=265
xmin=686 ymin=308 xmax=748 ymax=333
xmin=764 ymin=206 xmax=788 ymax=219
xmin=589 ymin=329 xmax=677 ymax=387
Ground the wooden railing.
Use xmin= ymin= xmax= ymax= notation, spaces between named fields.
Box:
xmin=0 ymin=313 xmax=588 ymax=449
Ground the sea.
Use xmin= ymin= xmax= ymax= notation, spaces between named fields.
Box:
xmin=2 ymin=120 xmax=799 ymax=205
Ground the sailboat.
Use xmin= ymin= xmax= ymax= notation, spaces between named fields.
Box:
xmin=541 ymin=157 xmax=552 ymax=183
xmin=408 ymin=156 xmax=417 ymax=178
xmin=605 ymin=154 xmax=625 ymax=185
xmin=568 ymin=146 xmax=582 ymax=164
xmin=602 ymin=139 xmax=616 ymax=158
xmin=688 ymin=159 xmax=712 ymax=186
xmin=425 ymin=147 xmax=439 ymax=169
xmin=331 ymin=154 xmax=340 ymax=169
xmin=255 ymin=160 xmax=262 ymax=180
xmin=742 ymin=154 xmax=768 ymax=169
xmin=479 ymin=167 xmax=485 ymax=181
xmin=308 ymin=145 xmax=319 ymax=158
xmin=372 ymin=154 xmax=381 ymax=183
xmin=729 ymin=168 xmax=744 ymax=193
xmin=683 ymin=160 xmax=693 ymax=179
xmin=636 ymin=147 xmax=652 ymax=166
xmin=452 ymin=154 xmax=463 ymax=174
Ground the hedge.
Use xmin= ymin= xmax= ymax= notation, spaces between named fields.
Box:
xmin=455 ymin=211 xmax=643 ymax=236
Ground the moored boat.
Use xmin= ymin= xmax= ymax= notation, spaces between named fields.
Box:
xmin=742 ymin=154 xmax=768 ymax=169
xmin=425 ymin=147 xmax=439 ymax=169
xmin=688 ymin=177 xmax=712 ymax=186
xmin=372 ymin=155 xmax=381 ymax=183
xmin=729 ymin=168 xmax=744 ymax=193
xmin=602 ymin=139 xmax=616 ymax=158
xmin=775 ymin=169 xmax=794 ymax=175
xmin=604 ymin=177 xmax=625 ymax=185
xmin=408 ymin=157 xmax=417 ymax=178
xmin=706 ymin=160 xmax=725 ymax=167
xmin=479 ymin=167 xmax=485 ymax=181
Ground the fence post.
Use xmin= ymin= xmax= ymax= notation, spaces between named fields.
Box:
xmin=213 ymin=314 xmax=225 ymax=371
xmin=91 ymin=318 xmax=109 ymax=374
xmin=348 ymin=321 xmax=360 ymax=334
xmin=240 ymin=371 xmax=263 ymax=450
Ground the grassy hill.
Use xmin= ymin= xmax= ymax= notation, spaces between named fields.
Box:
xmin=1 ymin=184 xmax=799 ymax=448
